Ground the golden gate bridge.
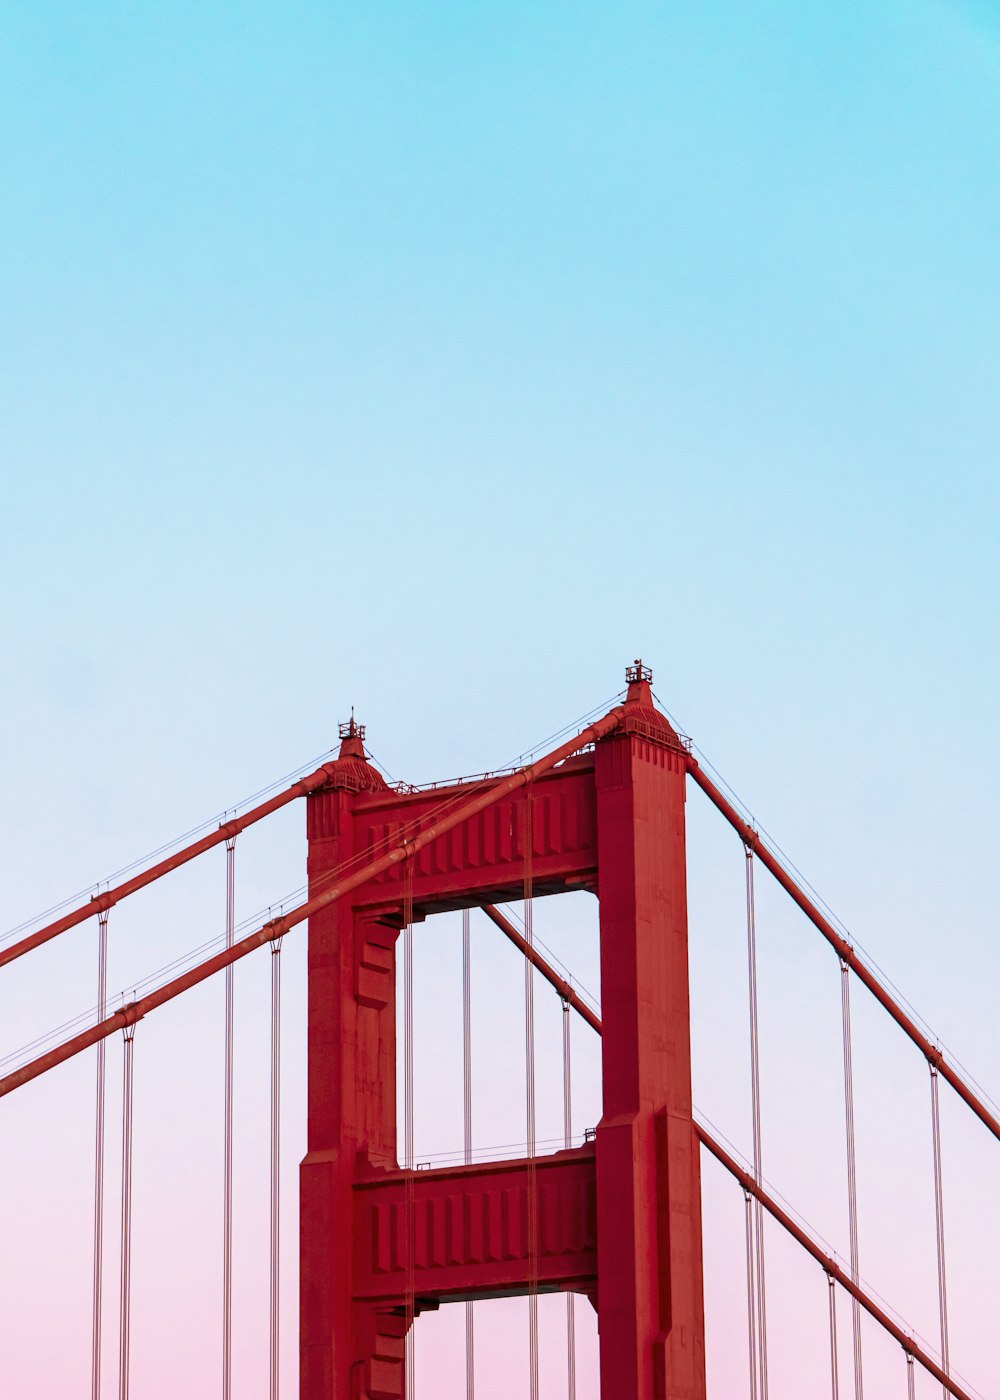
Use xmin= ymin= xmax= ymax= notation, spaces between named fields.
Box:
xmin=1 ymin=663 xmax=994 ymax=1398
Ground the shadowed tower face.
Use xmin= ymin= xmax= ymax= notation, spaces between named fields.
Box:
xmin=299 ymin=666 xmax=706 ymax=1399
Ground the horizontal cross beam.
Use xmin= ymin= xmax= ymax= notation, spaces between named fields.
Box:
xmin=352 ymin=1147 xmax=597 ymax=1305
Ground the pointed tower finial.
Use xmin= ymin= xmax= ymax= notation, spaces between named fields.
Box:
xmin=338 ymin=709 xmax=366 ymax=758
xmin=624 ymin=658 xmax=656 ymax=709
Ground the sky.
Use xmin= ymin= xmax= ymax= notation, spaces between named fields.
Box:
xmin=1 ymin=0 xmax=999 ymax=1396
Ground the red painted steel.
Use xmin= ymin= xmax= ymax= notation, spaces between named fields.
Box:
xmin=0 ymin=902 xmax=605 ymax=1106
xmin=317 ymin=758 xmax=602 ymax=914
xmin=594 ymin=681 xmax=705 ymax=1399
xmin=353 ymin=1148 xmax=598 ymax=1305
xmin=476 ymin=928 xmax=965 ymax=1395
xmin=696 ymin=1124 xmax=974 ymax=1400
xmin=5 ymin=679 xmax=990 ymax=1398
xmin=301 ymin=677 xmax=705 ymax=1400
xmin=687 ymin=760 xmax=1000 ymax=1145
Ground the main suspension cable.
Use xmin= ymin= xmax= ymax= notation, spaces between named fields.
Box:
xmin=91 ymin=907 xmax=109 ymax=1400
xmin=840 ymin=958 xmax=864 ymax=1400
xmin=929 ymin=1063 xmax=950 ymax=1396
xmin=687 ymin=758 xmax=1000 ymax=1150
xmin=0 ymin=753 xmax=339 ymax=969
xmin=2 ymin=709 xmax=625 ymax=1103
xmin=462 ymin=907 xmax=475 ymax=1400
xmin=562 ymin=998 xmax=577 ymax=1400
xmin=699 ymin=1124 xmax=980 ymax=1400
xmin=2 ymin=791 xmax=482 ymax=1080
xmin=269 ymin=933 xmax=283 ymax=1400
xmin=482 ymin=904 xmax=599 ymax=1035
xmin=119 ymin=1022 xmax=136 ymax=1400
xmin=745 ymin=845 xmax=769 ymax=1400
xmin=223 ymin=837 xmax=236 ymax=1400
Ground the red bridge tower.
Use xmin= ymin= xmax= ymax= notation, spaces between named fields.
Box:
xmin=300 ymin=668 xmax=706 ymax=1398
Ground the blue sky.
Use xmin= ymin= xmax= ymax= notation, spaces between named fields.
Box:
xmin=1 ymin=2 xmax=999 ymax=1394
xmin=3 ymin=0 xmax=997 ymax=1013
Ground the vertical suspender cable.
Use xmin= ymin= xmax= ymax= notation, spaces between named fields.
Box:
xmin=269 ymin=934 xmax=283 ymax=1400
xmin=524 ymin=793 xmax=539 ymax=1400
xmin=906 ymin=1351 xmax=916 ymax=1400
xmin=744 ymin=845 xmax=769 ymax=1400
xmin=92 ymin=907 xmax=110 ymax=1400
xmin=119 ymin=1023 xmax=136 ymax=1400
xmin=826 ymin=1271 xmax=840 ymax=1400
xmin=403 ymin=870 xmax=416 ymax=1400
xmin=743 ymin=1189 xmax=759 ymax=1400
xmin=223 ymin=836 xmax=236 ymax=1400
xmin=929 ymin=1063 xmax=950 ymax=1395
xmin=462 ymin=908 xmax=475 ymax=1400
xmin=840 ymin=959 xmax=864 ymax=1400
xmin=562 ymin=998 xmax=577 ymax=1400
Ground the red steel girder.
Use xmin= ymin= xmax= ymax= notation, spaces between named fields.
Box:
xmin=352 ymin=1147 xmax=597 ymax=1306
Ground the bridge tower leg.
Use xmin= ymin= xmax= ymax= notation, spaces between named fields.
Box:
xmin=299 ymin=720 xmax=406 ymax=1400
xmin=594 ymin=670 xmax=706 ymax=1397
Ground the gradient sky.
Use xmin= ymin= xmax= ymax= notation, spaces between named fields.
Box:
xmin=1 ymin=2 xmax=999 ymax=1397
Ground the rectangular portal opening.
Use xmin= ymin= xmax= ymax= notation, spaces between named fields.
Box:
xmin=411 ymin=1291 xmax=600 ymax=1399
xmin=396 ymin=894 xmax=602 ymax=1171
